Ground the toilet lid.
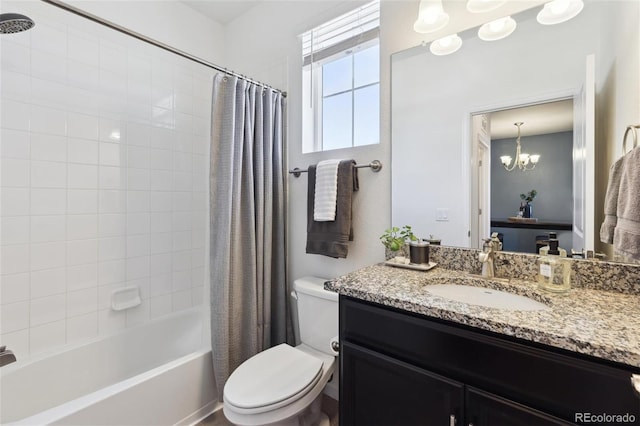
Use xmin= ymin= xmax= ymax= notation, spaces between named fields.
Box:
xmin=224 ymin=343 xmax=324 ymax=410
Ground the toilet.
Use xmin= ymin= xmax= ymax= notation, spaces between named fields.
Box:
xmin=223 ymin=276 xmax=339 ymax=426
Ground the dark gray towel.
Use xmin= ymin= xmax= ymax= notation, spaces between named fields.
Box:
xmin=306 ymin=160 xmax=359 ymax=258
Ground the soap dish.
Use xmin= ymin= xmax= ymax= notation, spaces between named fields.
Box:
xmin=384 ymin=260 xmax=438 ymax=272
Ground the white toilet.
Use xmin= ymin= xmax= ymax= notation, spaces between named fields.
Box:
xmin=223 ymin=276 xmax=339 ymax=426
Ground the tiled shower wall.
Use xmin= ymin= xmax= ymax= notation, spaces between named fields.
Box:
xmin=0 ymin=1 xmax=212 ymax=358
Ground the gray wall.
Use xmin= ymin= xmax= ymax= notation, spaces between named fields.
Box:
xmin=491 ymin=131 xmax=573 ymax=220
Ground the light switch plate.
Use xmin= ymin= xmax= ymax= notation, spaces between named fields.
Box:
xmin=436 ymin=208 xmax=449 ymax=222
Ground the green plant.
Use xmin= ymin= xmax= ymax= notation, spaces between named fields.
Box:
xmin=380 ymin=225 xmax=418 ymax=251
xmin=520 ymin=189 xmax=537 ymax=203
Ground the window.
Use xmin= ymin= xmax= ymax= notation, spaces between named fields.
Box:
xmin=302 ymin=1 xmax=380 ymax=153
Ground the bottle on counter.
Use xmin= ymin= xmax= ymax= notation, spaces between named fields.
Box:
xmin=537 ymin=234 xmax=571 ymax=293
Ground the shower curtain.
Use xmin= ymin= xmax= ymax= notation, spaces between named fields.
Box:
xmin=209 ymin=73 xmax=287 ymax=399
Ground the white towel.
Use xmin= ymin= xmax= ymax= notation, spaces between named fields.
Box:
xmin=314 ymin=159 xmax=341 ymax=221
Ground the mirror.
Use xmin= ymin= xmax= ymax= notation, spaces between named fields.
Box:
xmin=391 ymin=1 xmax=638 ymax=263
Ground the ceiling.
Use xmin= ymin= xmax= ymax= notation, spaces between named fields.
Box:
xmin=489 ymin=99 xmax=574 ymax=139
xmin=180 ymin=0 xmax=262 ymax=25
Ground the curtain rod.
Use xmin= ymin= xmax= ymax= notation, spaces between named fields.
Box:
xmin=41 ymin=0 xmax=287 ymax=97
xmin=289 ymin=160 xmax=382 ymax=177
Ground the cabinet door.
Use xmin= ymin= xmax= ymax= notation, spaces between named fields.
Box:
xmin=466 ymin=387 xmax=574 ymax=426
xmin=341 ymin=341 xmax=464 ymax=426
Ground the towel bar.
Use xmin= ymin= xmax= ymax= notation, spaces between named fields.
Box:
xmin=289 ymin=160 xmax=382 ymax=178
xmin=623 ymin=124 xmax=640 ymax=153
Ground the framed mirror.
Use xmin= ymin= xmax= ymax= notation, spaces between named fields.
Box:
xmin=391 ymin=1 xmax=638 ymax=263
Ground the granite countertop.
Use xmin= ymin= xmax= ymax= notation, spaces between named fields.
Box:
xmin=326 ymin=263 xmax=640 ymax=368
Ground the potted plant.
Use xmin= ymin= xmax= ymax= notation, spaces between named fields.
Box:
xmin=380 ymin=225 xmax=418 ymax=259
xmin=520 ymin=189 xmax=537 ymax=218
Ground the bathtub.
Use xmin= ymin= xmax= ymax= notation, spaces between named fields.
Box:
xmin=1 ymin=308 xmax=219 ymax=425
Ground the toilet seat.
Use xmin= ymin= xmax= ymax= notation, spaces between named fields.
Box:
xmin=224 ymin=344 xmax=325 ymax=414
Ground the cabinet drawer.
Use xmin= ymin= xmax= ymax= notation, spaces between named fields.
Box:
xmin=340 ymin=296 xmax=640 ymax=423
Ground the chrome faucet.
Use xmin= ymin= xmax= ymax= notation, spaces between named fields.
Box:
xmin=479 ymin=232 xmax=502 ymax=279
xmin=0 ymin=345 xmax=16 ymax=367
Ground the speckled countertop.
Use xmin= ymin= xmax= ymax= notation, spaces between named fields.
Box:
xmin=326 ymin=263 xmax=640 ymax=368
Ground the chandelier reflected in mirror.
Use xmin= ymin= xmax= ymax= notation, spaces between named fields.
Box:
xmin=500 ymin=122 xmax=540 ymax=171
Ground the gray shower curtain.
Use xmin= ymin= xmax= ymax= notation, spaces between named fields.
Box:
xmin=209 ymin=73 xmax=287 ymax=399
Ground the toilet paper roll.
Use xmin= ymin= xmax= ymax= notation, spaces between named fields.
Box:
xmin=329 ymin=336 xmax=339 ymax=355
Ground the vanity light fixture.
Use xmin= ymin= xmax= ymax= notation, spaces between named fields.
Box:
xmin=500 ymin=122 xmax=540 ymax=171
xmin=430 ymin=34 xmax=462 ymax=55
xmin=466 ymin=0 xmax=506 ymax=14
xmin=478 ymin=16 xmax=516 ymax=41
xmin=537 ymin=0 xmax=584 ymax=25
xmin=413 ymin=0 xmax=450 ymax=34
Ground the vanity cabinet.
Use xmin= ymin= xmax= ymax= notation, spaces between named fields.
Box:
xmin=339 ymin=296 xmax=640 ymax=426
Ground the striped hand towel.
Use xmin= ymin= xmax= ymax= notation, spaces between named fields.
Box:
xmin=313 ymin=159 xmax=341 ymax=221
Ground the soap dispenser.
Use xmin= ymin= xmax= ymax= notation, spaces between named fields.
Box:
xmin=537 ymin=234 xmax=571 ymax=293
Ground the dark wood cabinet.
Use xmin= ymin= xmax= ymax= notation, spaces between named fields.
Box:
xmin=339 ymin=296 xmax=640 ymax=426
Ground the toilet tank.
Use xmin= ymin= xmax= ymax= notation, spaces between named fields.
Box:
xmin=293 ymin=276 xmax=338 ymax=355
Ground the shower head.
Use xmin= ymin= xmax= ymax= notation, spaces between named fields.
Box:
xmin=0 ymin=13 xmax=35 ymax=34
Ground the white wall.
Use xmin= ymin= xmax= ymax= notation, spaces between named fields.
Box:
xmin=0 ymin=0 xmax=215 ymax=358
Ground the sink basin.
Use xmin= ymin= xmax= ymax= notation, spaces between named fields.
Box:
xmin=425 ymin=284 xmax=551 ymax=311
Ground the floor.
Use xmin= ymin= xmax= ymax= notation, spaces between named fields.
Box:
xmin=197 ymin=395 xmax=339 ymax=426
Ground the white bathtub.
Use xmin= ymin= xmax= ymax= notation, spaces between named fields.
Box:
xmin=1 ymin=308 xmax=219 ymax=425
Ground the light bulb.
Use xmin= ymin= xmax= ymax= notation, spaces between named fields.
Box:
xmin=530 ymin=154 xmax=541 ymax=164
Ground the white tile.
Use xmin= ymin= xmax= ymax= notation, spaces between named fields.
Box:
xmin=1 ymin=188 xmax=29 ymax=216
xmin=67 ymin=311 xmax=98 ymax=343
xmin=150 ymin=212 xmax=172 ymax=233
xmin=32 ymin=49 xmax=66 ymax=83
xmin=191 ymin=249 xmax=205 ymax=268
xmin=1 ymin=70 xmax=30 ymax=102
xmin=30 ymin=293 xmax=66 ymax=326
xmin=67 ymin=215 xmax=98 ymax=240
xmin=99 ymin=190 xmax=125 ymax=213
xmin=150 ymin=191 xmax=172 ymax=212
xmin=172 ymin=250 xmax=191 ymax=272
xmin=30 ymin=267 xmax=66 ymax=299
xmin=98 ymin=213 xmax=126 ymax=237
xmin=31 ymin=161 xmax=66 ymax=188
xmin=127 ymin=145 xmax=149 ymax=169
xmin=67 ymin=287 xmax=97 ymax=318
xmin=191 ymin=267 xmax=205 ymax=287
xmin=99 ymin=166 xmax=123 ymax=189
xmin=67 ymin=60 xmax=100 ymax=91
xmin=150 ymin=127 xmax=174 ymax=150
xmin=172 ymin=289 xmax=192 ymax=312
xmin=99 ymin=118 xmax=126 ymax=143
xmin=68 ymin=29 xmax=99 ymax=67
xmin=31 ymin=241 xmax=66 ymax=271
xmin=0 ymin=273 xmax=29 ymax=304
xmin=0 ymin=40 xmax=30 ymax=74
xmin=149 ymin=294 xmax=172 ymax=319
xmin=99 ymin=142 xmax=123 ymax=167
xmin=30 ymin=320 xmax=66 ymax=354
xmin=67 ymin=189 xmax=98 ymax=214
xmin=68 ymin=138 xmax=98 ymax=165
xmin=68 ymin=164 xmax=98 ymax=189
xmin=68 ymin=113 xmax=99 ymax=140
xmin=125 ymin=302 xmax=149 ymax=327
xmin=191 ymin=191 xmax=207 ymax=212
xmin=149 ymin=232 xmax=172 ymax=254
xmin=126 ymin=191 xmax=149 ymax=213
xmin=172 ymin=270 xmax=192 ymax=291
xmin=192 ymin=229 xmax=206 ymax=249
xmin=31 ymin=105 xmax=66 ymax=136
xmin=0 ymin=329 xmax=29 ymax=358
xmin=31 ymin=22 xmax=67 ymax=56
xmin=1 ymin=216 xmax=29 ymax=246
xmin=173 ymin=231 xmax=191 ymax=251
xmin=149 ymin=253 xmax=172 ymax=276
xmin=127 ymin=168 xmax=149 ymax=190
xmin=149 ymin=148 xmax=172 ymax=170
xmin=98 ymin=259 xmax=125 ymax=285
xmin=173 ymin=152 xmax=191 ymax=172
xmin=31 ymin=215 xmax=66 ymax=243
xmin=31 ymin=77 xmax=67 ymax=109
xmin=174 ymin=91 xmax=193 ymax=114
xmin=98 ymin=237 xmax=125 ymax=261
xmin=67 ymin=263 xmax=98 ymax=291
xmin=0 ymin=301 xmax=29 ymax=333
xmin=192 ymin=117 xmax=209 ymax=136
xmin=149 ymin=274 xmax=172 ymax=297
xmin=1 ymin=244 xmax=29 ymax=275
xmin=1 ymin=99 xmax=30 ymax=131
xmin=175 ymin=113 xmax=192 ymax=133
xmin=126 ymin=234 xmax=149 ymax=258
xmin=127 ymin=277 xmax=149 ymax=301
xmin=172 ymin=212 xmax=192 ymax=232
xmin=31 ymin=188 xmax=66 ymax=215
xmin=67 ymin=239 xmax=98 ymax=266
xmin=98 ymin=308 xmax=126 ymax=335
xmin=127 ymin=213 xmax=150 ymax=235
xmin=127 ymin=122 xmax=151 ymax=147
xmin=31 ymin=133 xmax=67 ymax=162
xmin=150 ymin=170 xmax=172 ymax=191
xmin=126 ymin=256 xmax=149 ymax=281
xmin=191 ymin=286 xmax=204 ymax=306
xmin=100 ymin=41 xmax=127 ymax=76
xmin=173 ymin=172 xmax=192 ymax=191
xmin=152 ymin=86 xmax=173 ymax=109
xmin=0 ymin=129 xmax=30 ymax=159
